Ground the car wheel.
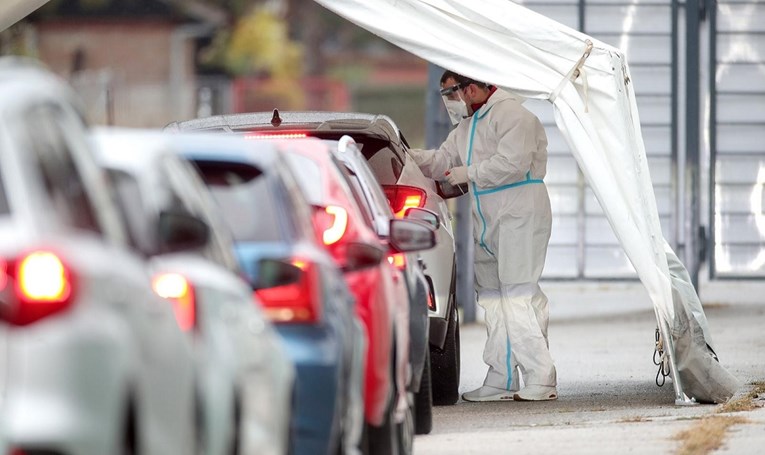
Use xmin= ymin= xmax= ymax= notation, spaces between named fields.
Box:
xmin=396 ymin=391 xmax=415 ymax=455
xmin=121 ymin=399 xmax=137 ymax=455
xmin=430 ymin=294 xmax=460 ymax=405
xmin=413 ymin=347 xmax=433 ymax=434
xmin=366 ymin=391 xmax=397 ymax=455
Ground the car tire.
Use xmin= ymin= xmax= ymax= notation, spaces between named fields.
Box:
xmin=430 ymin=294 xmax=460 ymax=406
xmin=413 ymin=348 xmax=433 ymax=434
xmin=366 ymin=390 xmax=397 ymax=455
xmin=396 ymin=391 xmax=414 ymax=455
xmin=121 ymin=399 xmax=137 ymax=455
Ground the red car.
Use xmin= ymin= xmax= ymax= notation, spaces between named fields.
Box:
xmin=271 ymin=137 xmax=421 ymax=450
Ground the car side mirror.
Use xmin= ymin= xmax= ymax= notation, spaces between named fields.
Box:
xmin=404 ymin=207 xmax=440 ymax=230
xmin=342 ymin=242 xmax=385 ymax=272
xmin=157 ymin=209 xmax=210 ymax=254
xmin=435 ymin=179 xmax=469 ymax=200
xmin=389 ymin=219 xmax=436 ymax=253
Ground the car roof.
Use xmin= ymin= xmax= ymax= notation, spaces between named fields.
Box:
xmin=167 ymin=110 xmax=403 ymax=143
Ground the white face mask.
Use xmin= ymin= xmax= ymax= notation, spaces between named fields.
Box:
xmin=443 ymin=98 xmax=468 ymax=125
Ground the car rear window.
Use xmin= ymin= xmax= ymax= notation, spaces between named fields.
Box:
xmin=107 ymin=169 xmax=152 ymax=254
xmin=193 ymin=161 xmax=282 ymax=242
xmin=283 ymin=152 xmax=323 ymax=206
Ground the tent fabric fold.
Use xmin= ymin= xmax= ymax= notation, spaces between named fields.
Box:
xmin=315 ymin=0 xmax=738 ymax=403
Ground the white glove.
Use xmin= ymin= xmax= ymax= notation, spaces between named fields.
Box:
xmin=445 ymin=166 xmax=469 ymax=186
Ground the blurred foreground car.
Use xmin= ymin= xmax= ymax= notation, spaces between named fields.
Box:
xmin=179 ymin=136 xmax=366 ymax=455
xmin=169 ymin=110 xmax=462 ymax=405
xmin=92 ymin=128 xmax=295 ymax=455
xmin=0 ymin=59 xmax=196 ymax=454
xmin=274 ymin=136 xmax=435 ymax=451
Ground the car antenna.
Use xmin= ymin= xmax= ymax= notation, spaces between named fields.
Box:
xmin=271 ymin=108 xmax=282 ymax=127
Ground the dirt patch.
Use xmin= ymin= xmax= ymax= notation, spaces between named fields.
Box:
xmin=674 ymin=415 xmax=749 ymax=455
xmin=718 ymin=381 xmax=765 ymax=414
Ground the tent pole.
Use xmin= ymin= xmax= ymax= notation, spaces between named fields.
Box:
xmin=657 ymin=315 xmax=696 ymax=405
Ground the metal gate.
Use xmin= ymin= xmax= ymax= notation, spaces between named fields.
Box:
xmin=710 ymin=0 xmax=765 ymax=279
xmin=520 ymin=0 xmax=677 ymax=279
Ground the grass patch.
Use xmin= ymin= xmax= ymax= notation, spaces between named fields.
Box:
xmin=718 ymin=381 xmax=765 ymax=414
xmin=619 ymin=415 xmax=649 ymax=423
xmin=674 ymin=415 xmax=749 ymax=455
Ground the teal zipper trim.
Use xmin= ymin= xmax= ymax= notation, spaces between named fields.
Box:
xmin=467 ymin=111 xmax=494 ymax=257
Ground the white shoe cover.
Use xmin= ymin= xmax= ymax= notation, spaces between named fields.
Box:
xmin=462 ymin=385 xmax=517 ymax=402
xmin=513 ymin=385 xmax=558 ymax=401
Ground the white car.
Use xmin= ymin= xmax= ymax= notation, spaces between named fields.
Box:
xmin=168 ymin=111 xmax=462 ymax=405
xmin=0 ymin=59 xmax=197 ymax=454
xmin=92 ymin=128 xmax=295 ymax=455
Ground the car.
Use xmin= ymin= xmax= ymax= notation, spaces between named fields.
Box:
xmin=0 ymin=58 xmax=197 ymax=454
xmin=178 ymin=136 xmax=366 ymax=455
xmin=327 ymin=136 xmax=439 ymax=436
xmin=91 ymin=128 xmax=295 ymax=455
xmin=271 ymin=135 xmax=436 ymax=448
xmin=168 ymin=110 xmax=462 ymax=405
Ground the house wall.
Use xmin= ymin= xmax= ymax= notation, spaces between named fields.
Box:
xmin=34 ymin=20 xmax=197 ymax=127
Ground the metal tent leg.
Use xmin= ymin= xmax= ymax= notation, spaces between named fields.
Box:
xmin=657 ymin=315 xmax=697 ymax=406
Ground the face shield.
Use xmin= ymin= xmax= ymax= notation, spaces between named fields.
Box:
xmin=440 ymin=83 xmax=468 ymax=125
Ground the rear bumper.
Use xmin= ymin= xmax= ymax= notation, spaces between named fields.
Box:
xmin=0 ymin=314 xmax=131 ymax=455
xmin=276 ymin=324 xmax=345 ymax=455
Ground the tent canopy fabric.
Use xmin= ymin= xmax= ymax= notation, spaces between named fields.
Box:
xmin=0 ymin=0 xmax=48 ymax=31
xmin=316 ymin=0 xmax=672 ymax=327
xmin=314 ymin=0 xmax=738 ymax=403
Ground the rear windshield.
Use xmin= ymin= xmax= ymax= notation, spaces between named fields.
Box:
xmin=193 ymin=161 xmax=282 ymax=242
xmin=283 ymin=152 xmax=323 ymax=206
xmin=107 ymin=169 xmax=152 ymax=253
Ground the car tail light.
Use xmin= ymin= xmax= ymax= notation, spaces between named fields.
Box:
xmin=152 ymin=273 xmax=196 ymax=332
xmin=319 ymin=205 xmax=348 ymax=245
xmin=426 ymin=281 xmax=436 ymax=311
xmin=254 ymin=259 xmax=321 ymax=324
xmin=387 ymin=253 xmax=407 ymax=270
xmin=244 ymin=133 xmax=308 ymax=140
xmin=0 ymin=251 xmax=75 ymax=326
xmin=382 ymin=185 xmax=427 ymax=218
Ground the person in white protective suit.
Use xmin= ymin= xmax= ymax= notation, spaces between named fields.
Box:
xmin=409 ymin=71 xmax=557 ymax=401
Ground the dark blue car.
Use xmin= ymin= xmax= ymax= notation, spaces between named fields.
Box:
xmin=179 ymin=137 xmax=366 ymax=455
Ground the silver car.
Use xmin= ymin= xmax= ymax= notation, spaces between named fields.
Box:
xmin=0 ymin=59 xmax=197 ymax=454
xmin=92 ymin=128 xmax=295 ymax=455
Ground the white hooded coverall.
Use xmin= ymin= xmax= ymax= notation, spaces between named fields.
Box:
xmin=412 ymin=88 xmax=556 ymax=390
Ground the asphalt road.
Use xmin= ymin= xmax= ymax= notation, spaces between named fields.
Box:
xmin=414 ymin=296 xmax=765 ymax=454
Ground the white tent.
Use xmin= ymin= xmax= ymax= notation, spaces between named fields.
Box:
xmin=315 ymin=0 xmax=739 ymax=404
xmin=0 ymin=0 xmax=48 ymax=32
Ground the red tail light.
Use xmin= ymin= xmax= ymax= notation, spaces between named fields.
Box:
xmin=387 ymin=253 xmax=407 ymax=270
xmin=254 ymin=259 xmax=322 ymax=323
xmin=382 ymin=185 xmax=427 ymax=218
xmin=318 ymin=205 xmax=348 ymax=246
xmin=0 ymin=251 xmax=75 ymax=326
xmin=152 ymin=273 xmax=196 ymax=332
xmin=244 ymin=133 xmax=308 ymax=140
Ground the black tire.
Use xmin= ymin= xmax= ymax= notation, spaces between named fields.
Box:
xmin=431 ymin=294 xmax=460 ymax=406
xmin=396 ymin=392 xmax=414 ymax=455
xmin=367 ymin=334 xmax=404 ymax=455
xmin=122 ymin=399 xmax=137 ymax=455
xmin=366 ymin=392 xmax=397 ymax=455
xmin=413 ymin=348 xmax=433 ymax=434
